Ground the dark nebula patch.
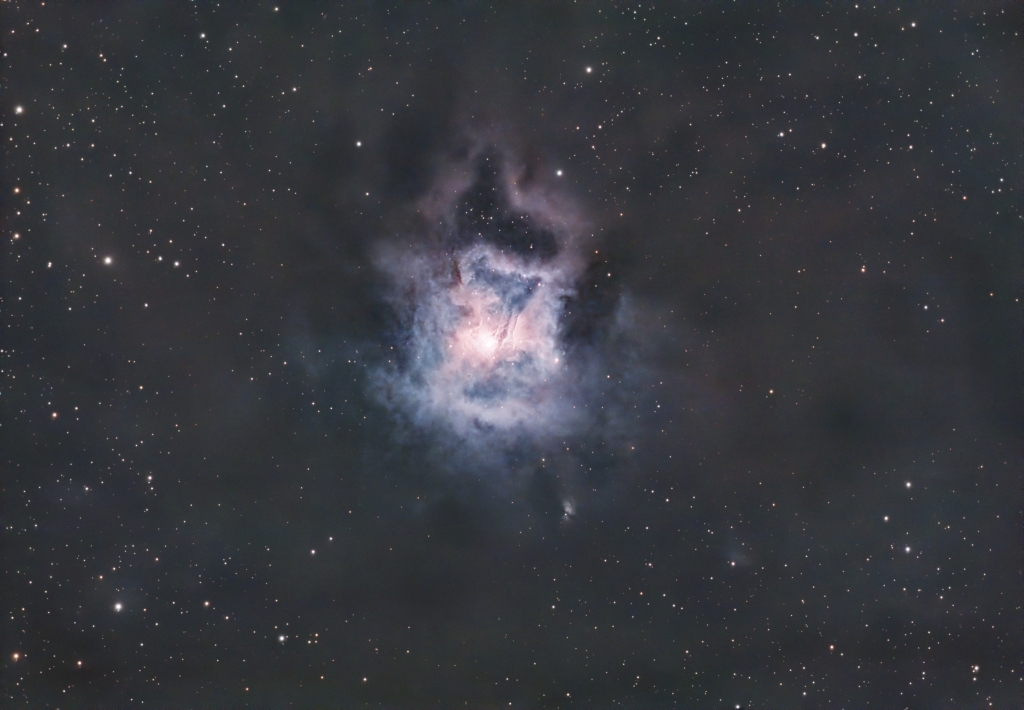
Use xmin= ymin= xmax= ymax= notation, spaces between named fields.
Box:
xmin=448 ymin=154 xmax=561 ymax=260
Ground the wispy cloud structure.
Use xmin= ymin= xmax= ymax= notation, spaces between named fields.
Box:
xmin=373 ymin=150 xmax=617 ymax=448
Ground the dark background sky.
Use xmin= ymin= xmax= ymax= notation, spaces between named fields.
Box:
xmin=4 ymin=3 xmax=1020 ymax=708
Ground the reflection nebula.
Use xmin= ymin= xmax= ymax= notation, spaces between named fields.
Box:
xmin=374 ymin=153 xmax=606 ymax=442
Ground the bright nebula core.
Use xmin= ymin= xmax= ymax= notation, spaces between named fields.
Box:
xmin=375 ymin=152 xmax=614 ymax=442
xmin=438 ymin=246 xmax=565 ymax=412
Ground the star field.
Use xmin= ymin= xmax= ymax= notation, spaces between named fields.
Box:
xmin=4 ymin=3 xmax=1020 ymax=708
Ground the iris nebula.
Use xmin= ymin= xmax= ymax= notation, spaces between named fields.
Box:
xmin=375 ymin=151 xmax=617 ymax=444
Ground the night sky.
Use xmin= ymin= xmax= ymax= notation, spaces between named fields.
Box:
xmin=5 ymin=3 xmax=1021 ymax=708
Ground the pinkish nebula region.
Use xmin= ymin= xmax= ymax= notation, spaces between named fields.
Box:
xmin=376 ymin=153 xmax=617 ymax=445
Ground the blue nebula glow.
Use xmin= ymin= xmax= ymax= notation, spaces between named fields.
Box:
xmin=372 ymin=152 xmax=624 ymax=448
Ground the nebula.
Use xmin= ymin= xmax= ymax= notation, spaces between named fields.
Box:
xmin=374 ymin=151 xmax=614 ymax=445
